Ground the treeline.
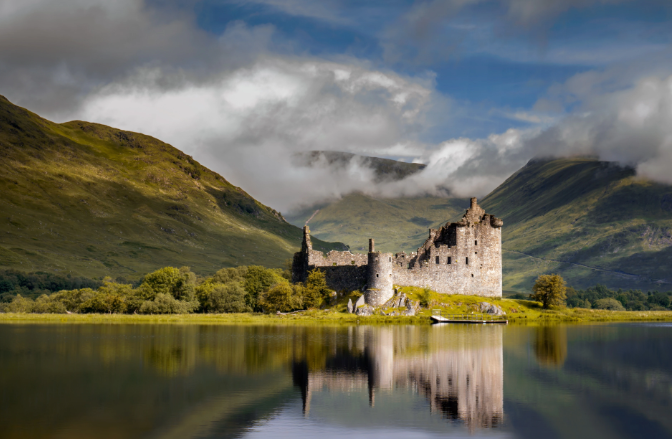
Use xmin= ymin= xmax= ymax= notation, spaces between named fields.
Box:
xmin=0 ymin=269 xmax=104 ymax=303
xmin=512 ymin=284 xmax=672 ymax=311
xmin=0 ymin=266 xmax=332 ymax=315
xmin=566 ymin=285 xmax=672 ymax=311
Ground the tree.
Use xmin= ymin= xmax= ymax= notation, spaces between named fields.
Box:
xmin=208 ymin=282 xmax=250 ymax=313
xmin=530 ymin=274 xmax=567 ymax=309
xmin=243 ymin=266 xmax=286 ymax=311
xmin=594 ymin=298 xmax=625 ymax=311
xmin=260 ymin=283 xmax=303 ymax=313
xmin=304 ymin=269 xmax=331 ymax=308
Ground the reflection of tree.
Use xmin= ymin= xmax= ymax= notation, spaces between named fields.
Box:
xmin=534 ymin=326 xmax=567 ymax=368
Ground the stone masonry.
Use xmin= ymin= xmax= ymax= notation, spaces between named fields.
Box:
xmin=292 ymin=198 xmax=503 ymax=306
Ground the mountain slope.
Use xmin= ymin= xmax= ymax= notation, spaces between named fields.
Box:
xmin=285 ymin=194 xmax=470 ymax=253
xmin=0 ymin=96 xmax=342 ymax=279
xmin=481 ymin=157 xmax=672 ymax=292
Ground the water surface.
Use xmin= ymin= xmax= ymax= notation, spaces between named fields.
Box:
xmin=0 ymin=323 xmax=671 ymax=438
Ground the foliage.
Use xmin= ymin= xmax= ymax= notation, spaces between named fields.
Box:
xmin=243 ymin=266 xmax=287 ymax=311
xmin=139 ymin=267 xmax=196 ymax=302
xmin=206 ymin=282 xmax=250 ymax=313
xmin=0 ymin=269 xmax=102 ymax=302
xmin=419 ymin=287 xmax=432 ymax=308
xmin=594 ymin=298 xmax=626 ymax=311
xmin=5 ymin=295 xmax=36 ymax=313
xmin=566 ymin=284 xmax=672 ymax=311
xmin=259 ymin=283 xmax=304 ymax=314
xmin=139 ymin=294 xmax=198 ymax=314
xmin=530 ymin=274 xmax=567 ymax=309
xmin=303 ymin=269 xmax=331 ymax=309
xmin=212 ymin=266 xmax=248 ymax=285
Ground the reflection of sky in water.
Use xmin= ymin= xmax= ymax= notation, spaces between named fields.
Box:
xmin=244 ymin=400 xmax=513 ymax=439
xmin=1 ymin=323 xmax=671 ymax=438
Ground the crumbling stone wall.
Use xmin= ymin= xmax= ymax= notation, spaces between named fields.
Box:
xmin=292 ymin=198 xmax=502 ymax=298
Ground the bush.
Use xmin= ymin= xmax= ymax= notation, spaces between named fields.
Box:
xmin=594 ymin=298 xmax=626 ymax=311
xmin=140 ymin=267 xmax=196 ymax=302
xmin=32 ymin=294 xmax=66 ymax=314
xmin=139 ymin=294 xmax=198 ymax=314
xmin=530 ymin=274 xmax=567 ymax=309
xmin=208 ymin=282 xmax=250 ymax=313
xmin=260 ymin=283 xmax=303 ymax=313
xmin=212 ymin=266 xmax=248 ymax=284
xmin=5 ymin=295 xmax=34 ymax=313
xmin=243 ymin=266 xmax=287 ymax=311
xmin=304 ymin=269 xmax=331 ymax=308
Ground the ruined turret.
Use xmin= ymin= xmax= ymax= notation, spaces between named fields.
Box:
xmin=365 ymin=239 xmax=395 ymax=306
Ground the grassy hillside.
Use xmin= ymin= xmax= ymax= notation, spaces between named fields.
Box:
xmin=285 ymin=193 xmax=470 ymax=253
xmin=0 ymin=96 xmax=342 ymax=280
xmin=481 ymin=157 xmax=672 ymax=293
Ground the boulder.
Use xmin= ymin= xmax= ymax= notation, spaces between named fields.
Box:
xmin=478 ymin=302 xmax=506 ymax=316
xmin=355 ymin=295 xmax=365 ymax=308
xmin=403 ymin=299 xmax=420 ymax=316
xmin=347 ymin=298 xmax=354 ymax=314
xmin=355 ymin=304 xmax=374 ymax=316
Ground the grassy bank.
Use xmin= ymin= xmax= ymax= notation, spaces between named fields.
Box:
xmin=2 ymin=300 xmax=672 ymax=325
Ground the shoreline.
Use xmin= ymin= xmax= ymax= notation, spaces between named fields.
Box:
xmin=2 ymin=308 xmax=672 ymax=326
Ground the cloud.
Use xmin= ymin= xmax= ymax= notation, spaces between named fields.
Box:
xmin=75 ymin=55 xmax=438 ymax=212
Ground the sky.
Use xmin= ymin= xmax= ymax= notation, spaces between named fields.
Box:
xmin=1 ymin=0 xmax=672 ymax=212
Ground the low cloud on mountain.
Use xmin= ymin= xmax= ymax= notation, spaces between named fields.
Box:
xmin=1 ymin=0 xmax=671 ymax=213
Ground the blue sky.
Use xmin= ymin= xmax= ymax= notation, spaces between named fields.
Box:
xmin=2 ymin=0 xmax=672 ymax=210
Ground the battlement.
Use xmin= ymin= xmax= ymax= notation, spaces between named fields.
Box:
xmin=292 ymin=198 xmax=503 ymax=304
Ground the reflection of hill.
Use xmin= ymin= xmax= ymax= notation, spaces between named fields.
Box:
xmin=292 ymin=325 xmax=504 ymax=431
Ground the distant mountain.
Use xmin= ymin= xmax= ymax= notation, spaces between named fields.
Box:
xmin=287 ymin=154 xmax=672 ymax=293
xmin=293 ymin=150 xmax=426 ymax=182
xmin=481 ymin=157 xmax=672 ymax=293
xmin=0 ymin=96 xmax=343 ymax=280
xmin=285 ymin=193 xmax=469 ymax=253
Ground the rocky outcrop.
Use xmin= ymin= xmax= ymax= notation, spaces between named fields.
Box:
xmin=478 ymin=302 xmax=505 ymax=316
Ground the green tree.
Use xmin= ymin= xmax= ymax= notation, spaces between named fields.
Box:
xmin=139 ymin=293 xmax=198 ymax=314
xmin=32 ymin=294 xmax=67 ymax=314
xmin=140 ymin=267 xmax=195 ymax=302
xmin=594 ymin=298 xmax=626 ymax=311
xmin=212 ymin=266 xmax=248 ymax=284
xmin=6 ymin=294 xmax=34 ymax=313
xmin=304 ymin=269 xmax=331 ymax=308
xmin=208 ymin=282 xmax=250 ymax=313
xmin=530 ymin=274 xmax=567 ymax=309
xmin=243 ymin=266 xmax=286 ymax=311
xmin=260 ymin=283 xmax=303 ymax=313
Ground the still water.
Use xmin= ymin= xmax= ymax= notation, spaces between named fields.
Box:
xmin=0 ymin=323 xmax=671 ymax=438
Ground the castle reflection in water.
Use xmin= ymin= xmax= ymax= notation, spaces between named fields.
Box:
xmin=292 ymin=325 xmax=503 ymax=430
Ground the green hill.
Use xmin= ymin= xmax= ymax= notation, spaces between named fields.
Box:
xmin=287 ymin=155 xmax=672 ymax=293
xmin=285 ymin=193 xmax=469 ymax=253
xmin=0 ymin=96 xmax=343 ymax=280
xmin=481 ymin=157 xmax=672 ymax=293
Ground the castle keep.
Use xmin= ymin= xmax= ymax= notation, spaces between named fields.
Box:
xmin=292 ymin=198 xmax=503 ymax=306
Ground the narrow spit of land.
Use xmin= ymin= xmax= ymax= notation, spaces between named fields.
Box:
xmin=2 ymin=291 xmax=672 ymax=325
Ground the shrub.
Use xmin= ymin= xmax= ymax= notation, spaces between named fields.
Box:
xmin=139 ymin=294 xmax=198 ymax=314
xmin=213 ymin=266 xmax=248 ymax=284
xmin=208 ymin=282 xmax=250 ymax=313
xmin=5 ymin=295 xmax=35 ymax=313
xmin=530 ymin=274 xmax=567 ymax=309
xmin=594 ymin=298 xmax=626 ymax=311
xmin=304 ymin=269 xmax=331 ymax=308
xmin=140 ymin=267 xmax=195 ymax=302
xmin=260 ymin=283 xmax=303 ymax=313
xmin=32 ymin=294 xmax=66 ymax=314
xmin=243 ymin=266 xmax=287 ymax=311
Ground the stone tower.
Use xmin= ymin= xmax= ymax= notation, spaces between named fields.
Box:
xmin=365 ymin=239 xmax=395 ymax=306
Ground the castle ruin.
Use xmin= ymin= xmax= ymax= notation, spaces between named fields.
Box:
xmin=292 ymin=197 xmax=503 ymax=305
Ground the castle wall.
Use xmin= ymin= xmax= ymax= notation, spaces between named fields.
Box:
xmin=292 ymin=198 xmax=502 ymax=298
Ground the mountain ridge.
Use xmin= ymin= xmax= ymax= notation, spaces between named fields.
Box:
xmin=0 ymin=95 xmax=343 ymax=279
